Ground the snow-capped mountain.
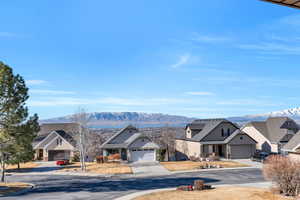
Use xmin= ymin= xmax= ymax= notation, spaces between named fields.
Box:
xmin=41 ymin=112 xmax=196 ymax=128
xmin=228 ymin=107 xmax=300 ymax=123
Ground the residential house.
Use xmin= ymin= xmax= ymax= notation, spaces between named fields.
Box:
xmin=101 ymin=125 xmax=160 ymax=162
xmin=175 ymin=119 xmax=257 ymax=160
xmin=242 ymin=117 xmax=299 ymax=154
xmin=282 ymin=131 xmax=300 ymax=162
xmin=33 ymin=123 xmax=78 ymax=161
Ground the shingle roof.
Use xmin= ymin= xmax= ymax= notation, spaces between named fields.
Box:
xmin=283 ymin=131 xmax=300 ymax=152
xmin=55 ymin=130 xmax=77 ymax=147
xmin=187 ymin=119 xmax=238 ymax=142
xmin=261 ymin=0 xmax=300 ymax=9
xmin=248 ymin=117 xmax=299 ymax=143
xmin=100 ymin=125 xmax=159 ymax=149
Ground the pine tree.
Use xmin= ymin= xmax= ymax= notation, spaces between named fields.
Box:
xmin=0 ymin=62 xmax=39 ymax=182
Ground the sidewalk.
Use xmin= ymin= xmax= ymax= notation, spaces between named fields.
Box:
xmin=114 ymin=182 xmax=273 ymax=200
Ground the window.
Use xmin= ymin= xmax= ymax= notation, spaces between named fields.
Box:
xmin=240 ymin=136 xmax=243 ymax=140
xmin=57 ymin=138 xmax=63 ymax=146
xmin=227 ymin=128 xmax=230 ymax=136
xmin=221 ymin=128 xmax=225 ymax=137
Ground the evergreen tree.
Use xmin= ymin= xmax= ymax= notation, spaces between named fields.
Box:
xmin=0 ymin=62 xmax=39 ymax=182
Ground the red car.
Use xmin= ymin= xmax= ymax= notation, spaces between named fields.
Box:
xmin=56 ymin=160 xmax=70 ymax=166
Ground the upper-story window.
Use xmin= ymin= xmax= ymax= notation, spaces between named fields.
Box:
xmin=221 ymin=128 xmax=225 ymax=137
xmin=56 ymin=138 xmax=63 ymax=146
xmin=227 ymin=128 xmax=230 ymax=136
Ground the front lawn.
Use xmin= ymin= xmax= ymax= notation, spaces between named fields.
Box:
xmin=161 ymin=161 xmax=249 ymax=171
xmin=6 ymin=162 xmax=40 ymax=171
xmin=0 ymin=182 xmax=31 ymax=196
xmin=133 ymin=187 xmax=289 ymax=200
xmin=58 ymin=162 xmax=132 ymax=174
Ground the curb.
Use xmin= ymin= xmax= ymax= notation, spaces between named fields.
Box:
xmin=0 ymin=183 xmax=35 ymax=197
xmin=114 ymin=182 xmax=272 ymax=200
xmin=169 ymin=166 xmax=260 ymax=174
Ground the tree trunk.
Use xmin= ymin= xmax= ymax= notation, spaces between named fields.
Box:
xmin=17 ymin=162 xmax=20 ymax=170
xmin=1 ymin=153 xmax=5 ymax=182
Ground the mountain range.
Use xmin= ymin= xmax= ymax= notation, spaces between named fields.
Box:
xmin=41 ymin=107 xmax=300 ymax=128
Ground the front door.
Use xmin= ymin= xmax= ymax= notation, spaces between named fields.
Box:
xmin=218 ymin=145 xmax=223 ymax=157
xmin=38 ymin=149 xmax=43 ymax=160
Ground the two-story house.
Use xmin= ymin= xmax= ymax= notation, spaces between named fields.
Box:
xmin=175 ymin=119 xmax=257 ymax=160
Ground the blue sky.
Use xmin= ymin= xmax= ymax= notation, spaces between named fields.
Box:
xmin=1 ymin=0 xmax=300 ymax=119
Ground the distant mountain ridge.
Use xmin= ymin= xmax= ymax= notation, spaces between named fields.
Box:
xmin=41 ymin=112 xmax=196 ymax=128
xmin=41 ymin=107 xmax=300 ymax=128
xmin=228 ymin=107 xmax=300 ymax=124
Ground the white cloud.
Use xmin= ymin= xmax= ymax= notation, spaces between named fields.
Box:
xmin=170 ymin=54 xmax=191 ymax=68
xmin=26 ymin=80 xmax=48 ymax=86
xmin=238 ymin=42 xmax=300 ymax=55
xmin=0 ymin=32 xmax=19 ymax=38
xmin=191 ymin=33 xmax=231 ymax=43
xmin=185 ymin=91 xmax=214 ymax=96
xmin=30 ymin=89 xmax=75 ymax=95
xmin=28 ymin=97 xmax=186 ymax=107
xmin=217 ymin=99 xmax=281 ymax=107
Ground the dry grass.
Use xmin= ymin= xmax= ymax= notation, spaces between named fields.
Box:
xmin=161 ymin=161 xmax=249 ymax=171
xmin=134 ymin=187 xmax=290 ymax=200
xmin=0 ymin=182 xmax=31 ymax=195
xmin=58 ymin=162 xmax=132 ymax=174
xmin=5 ymin=162 xmax=39 ymax=170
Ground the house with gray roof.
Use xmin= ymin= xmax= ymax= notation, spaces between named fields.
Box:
xmin=242 ymin=117 xmax=299 ymax=154
xmin=33 ymin=123 xmax=78 ymax=161
xmin=101 ymin=125 xmax=160 ymax=162
xmin=282 ymin=131 xmax=300 ymax=162
xmin=175 ymin=119 xmax=257 ymax=160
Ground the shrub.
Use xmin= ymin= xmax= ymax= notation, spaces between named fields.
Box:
xmin=107 ymin=153 xmax=121 ymax=161
xmin=70 ymin=154 xmax=80 ymax=163
xmin=96 ymin=156 xmax=104 ymax=163
xmin=263 ymin=155 xmax=300 ymax=196
xmin=157 ymin=149 xmax=166 ymax=161
xmin=194 ymin=180 xmax=204 ymax=190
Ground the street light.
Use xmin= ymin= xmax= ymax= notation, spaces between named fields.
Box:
xmin=261 ymin=0 xmax=300 ymax=9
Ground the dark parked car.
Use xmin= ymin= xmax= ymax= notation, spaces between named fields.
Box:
xmin=251 ymin=152 xmax=270 ymax=162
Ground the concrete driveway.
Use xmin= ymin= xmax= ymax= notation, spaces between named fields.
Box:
xmin=130 ymin=162 xmax=170 ymax=176
xmin=4 ymin=168 xmax=265 ymax=200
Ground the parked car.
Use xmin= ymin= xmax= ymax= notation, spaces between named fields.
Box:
xmin=56 ymin=159 xmax=70 ymax=166
xmin=251 ymin=152 xmax=270 ymax=162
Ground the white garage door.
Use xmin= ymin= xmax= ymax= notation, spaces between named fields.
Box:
xmin=130 ymin=149 xmax=155 ymax=162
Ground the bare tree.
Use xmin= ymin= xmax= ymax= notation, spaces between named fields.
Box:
xmin=71 ymin=107 xmax=90 ymax=171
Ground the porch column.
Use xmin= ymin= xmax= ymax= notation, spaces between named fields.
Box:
xmin=103 ymin=149 xmax=108 ymax=156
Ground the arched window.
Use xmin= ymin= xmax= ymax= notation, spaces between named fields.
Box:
xmin=221 ymin=128 xmax=225 ymax=137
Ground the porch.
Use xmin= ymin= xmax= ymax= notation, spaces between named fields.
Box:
xmin=201 ymin=144 xmax=230 ymax=158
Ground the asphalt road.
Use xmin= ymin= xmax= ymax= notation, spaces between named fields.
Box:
xmin=3 ymin=168 xmax=265 ymax=200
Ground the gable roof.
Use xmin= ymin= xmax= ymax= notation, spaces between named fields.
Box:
xmin=186 ymin=119 xmax=239 ymax=142
xmin=247 ymin=117 xmax=299 ymax=143
xmin=283 ymin=131 xmax=300 ymax=152
xmin=39 ymin=123 xmax=80 ymax=136
xmin=33 ymin=130 xmax=76 ymax=149
xmin=101 ymin=125 xmax=158 ymax=149
xmin=200 ymin=129 xmax=257 ymax=145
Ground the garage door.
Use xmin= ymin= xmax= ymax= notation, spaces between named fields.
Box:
xmin=230 ymin=145 xmax=253 ymax=159
xmin=130 ymin=149 xmax=155 ymax=162
xmin=48 ymin=150 xmax=70 ymax=161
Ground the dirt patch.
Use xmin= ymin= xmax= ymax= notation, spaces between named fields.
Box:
xmin=161 ymin=161 xmax=249 ymax=171
xmin=0 ymin=182 xmax=31 ymax=195
xmin=133 ymin=187 xmax=290 ymax=200
xmin=58 ymin=162 xmax=132 ymax=174
xmin=5 ymin=162 xmax=40 ymax=172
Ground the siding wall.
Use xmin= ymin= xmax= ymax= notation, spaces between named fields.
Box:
xmin=175 ymin=140 xmax=201 ymax=158
xmin=242 ymin=126 xmax=276 ymax=153
xmin=202 ymin=122 xmax=238 ymax=141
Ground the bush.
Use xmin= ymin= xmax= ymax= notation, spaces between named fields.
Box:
xmin=157 ymin=149 xmax=166 ymax=162
xmin=96 ymin=156 xmax=104 ymax=163
xmin=263 ymin=155 xmax=300 ymax=196
xmin=107 ymin=153 xmax=121 ymax=161
xmin=70 ymin=154 xmax=80 ymax=162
